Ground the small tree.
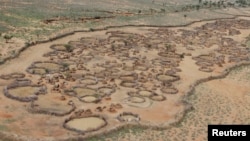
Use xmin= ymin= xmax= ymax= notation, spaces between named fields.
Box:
xmin=3 ymin=34 xmax=13 ymax=43
xmin=45 ymin=68 xmax=49 ymax=74
xmin=180 ymin=53 xmax=185 ymax=59
xmin=62 ymin=63 xmax=69 ymax=69
xmin=196 ymin=5 xmax=200 ymax=10
xmin=165 ymin=44 xmax=171 ymax=51
xmin=111 ymin=44 xmax=115 ymax=51
xmin=203 ymin=1 xmax=208 ymax=6
xmin=64 ymin=44 xmax=73 ymax=52
xmin=147 ymin=44 xmax=152 ymax=48
xmin=184 ymin=14 xmax=187 ymax=19
xmin=124 ymin=41 xmax=128 ymax=46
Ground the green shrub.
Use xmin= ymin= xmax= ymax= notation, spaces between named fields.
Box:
xmin=3 ymin=34 xmax=13 ymax=43
xmin=64 ymin=44 xmax=73 ymax=52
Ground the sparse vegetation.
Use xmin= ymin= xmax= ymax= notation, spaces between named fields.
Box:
xmin=165 ymin=44 xmax=171 ymax=51
xmin=0 ymin=1 xmax=249 ymax=141
xmin=3 ymin=34 xmax=13 ymax=43
xmin=64 ymin=44 xmax=73 ymax=52
xmin=62 ymin=63 xmax=69 ymax=69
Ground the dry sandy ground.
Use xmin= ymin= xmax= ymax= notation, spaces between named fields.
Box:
xmin=0 ymin=17 xmax=249 ymax=141
xmin=103 ymin=65 xmax=250 ymax=141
